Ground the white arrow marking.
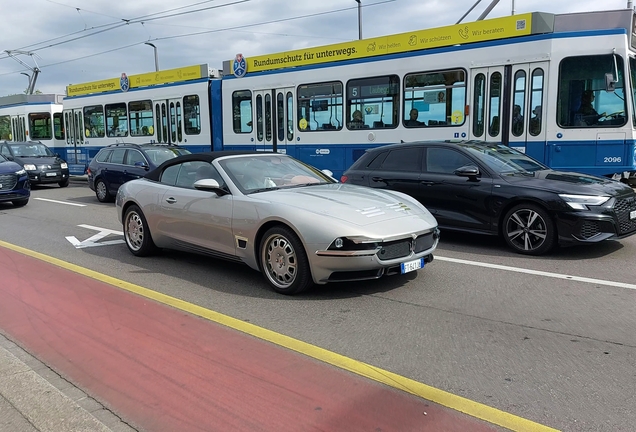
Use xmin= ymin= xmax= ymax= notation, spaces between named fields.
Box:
xmin=66 ymin=224 xmax=125 ymax=249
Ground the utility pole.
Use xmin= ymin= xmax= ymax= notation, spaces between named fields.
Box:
xmin=355 ymin=0 xmax=362 ymax=40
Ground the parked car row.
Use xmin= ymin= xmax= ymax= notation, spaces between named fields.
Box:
xmin=3 ymin=139 xmax=636 ymax=295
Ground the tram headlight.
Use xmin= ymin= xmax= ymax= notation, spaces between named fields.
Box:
xmin=559 ymin=194 xmax=610 ymax=210
xmin=23 ymin=164 xmax=36 ymax=171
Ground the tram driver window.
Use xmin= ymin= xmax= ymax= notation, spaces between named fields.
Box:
xmin=347 ymin=75 xmax=399 ymax=130
xmin=297 ymin=81 xmax=343 ymax=132
xmin=557 ymin=54 xmax=627 ymax=128
xmin=83 ymin=105 xmax=105 ymax=138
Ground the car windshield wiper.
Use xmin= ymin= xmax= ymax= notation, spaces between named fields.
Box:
xmin=247 ymin=186 xmax=281 ymax=194
xmin=285 ymin=182 xmax=327 ymax=188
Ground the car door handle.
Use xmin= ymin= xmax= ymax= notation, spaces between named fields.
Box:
xmin=165 ymin=197 xmax=177 ymax=204
xmin=372 ymin=176 xmax=384 ymax=182
xmin=420 ymin=181 xmax=435 ymax=186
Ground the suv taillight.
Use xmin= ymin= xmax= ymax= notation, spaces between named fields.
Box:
xmin=340 ymin=175 xmax=348 ymax=183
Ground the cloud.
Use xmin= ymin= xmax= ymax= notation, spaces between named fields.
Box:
xmin=0 ymin=0 xmax=631 ymax=95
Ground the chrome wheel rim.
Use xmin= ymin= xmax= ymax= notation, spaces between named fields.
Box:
xmin=506 ymin=209 xmax=548 ymax=252
xmin=125 ymin=211 xmax=144 ymax=252
xmin=263 ymin=234 xmax=297 ymax=289
xmin=96 ymin=181 xmax=107 ymax=200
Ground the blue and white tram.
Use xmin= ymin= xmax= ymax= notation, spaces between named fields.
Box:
xmin=220 ymin=8 xmax=636 ymax=181
xmin=61 ymin=64 xmax=219 ymax=174
xmin=0 ymin=93 xmax=65 ymax=150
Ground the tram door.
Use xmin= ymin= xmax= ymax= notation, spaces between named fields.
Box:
xmin=470 ymin=66 xmax=505 ymax=143
xmin=253 ymin=88 xmax=294 ymax=153
xmin=153 ymin=98 xmax=185 ymax=145
xmin=507 ymin=62 xmax=548 ymax=152
xmin=62 ymin=109 xmax=84 ymax=165
xmin=10 ymin=115 xmax=26 ymax=141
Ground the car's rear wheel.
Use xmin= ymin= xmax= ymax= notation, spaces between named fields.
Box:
xmin=260 ymin=226 xmax=312 ymax=295
xmin=95 ymin=179 xmax=111 ymax=202
xmin=12 ymin=199 xmax=28 ymax=207
xmin=123 ymin=205 xmax=157 ymax=256
xmin=58 ymin=178 xmax=69 ymax=188
xmin=503 ymin=203 xmax=555 ymax=255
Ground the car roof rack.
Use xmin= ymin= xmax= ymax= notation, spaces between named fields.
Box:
xmin=105 ymin=142 xmax=183 ymax=149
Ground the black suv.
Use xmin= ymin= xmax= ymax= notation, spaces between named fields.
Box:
xmin=0 ymin=141 xmax=70 ymax=187
xmin=87 ymin=143 xmax=191 ymax=202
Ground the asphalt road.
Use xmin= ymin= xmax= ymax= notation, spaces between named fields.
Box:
xmin=1 ymin=181 xmax=635 ymax=432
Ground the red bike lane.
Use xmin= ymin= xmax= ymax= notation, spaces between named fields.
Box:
xmin=0 ymin=243 xmax=546 ymax=431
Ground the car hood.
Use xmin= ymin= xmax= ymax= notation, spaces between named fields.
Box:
xmin=13 ymin=156 xmax=65 ymax=166
xmin=253 ymin=183 xmax=436 ymax=226
xmin=501 ymin=169 xmax=634 ymax=197
xmin=0 ymin=160 xmax=23 ymax=173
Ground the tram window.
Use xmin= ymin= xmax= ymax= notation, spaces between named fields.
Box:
xmin=488 ymin=72 xmax=502 ymax=137
xmin=256 ymin=95 xmax=263 ymax=141
xmin=176 ymin=102 xmax=183 ymax=142
xmin=28 ymin=113 xmax=52 ymax=140
xmin=0 ymin=116 xmax=10 ymax=140
xmin=472 ymin=74 xmax=486 ymax=137
xmin=183 ymin=95 xmax=201 ymax=135
xmin=155 ymin=104 xmax=162 ymax=142
xmin=557 ymin=55 xmax=627 ymax=128
xmin=232 ymin=90 xmax=252 ymax=133
xmin=83 ymin=105 xmax=105 ymax=138
xmin=265 ymin=94 xmax=272 ymax=141
xmin=161 ymin=103 xmax=168 ymax=143
xmin=529 ymin=69 xmax=544 ymax=136
xmin=129 ymin=100 xmax=154 ymax=137
xmin=512 ymin=70 xmax=526 ymax=137
xmin=347 ymin=75 xmax=399 ymax=130
xmin=403 ymin=69 xmax=466 ymax=128
xmin=54 ymin=113 xmax=64 ymax=140
xmin=277 ymin=92 xmax=285 ymax=142
xmin=297 ymin=81 xmax=343 ymax=132
xmin=105 ymin=103 xmax=128 ymax=138
xmin=286 ymin=92 xmax=294 ymax=141
xmin=170 ymin=102 xmax=177 ymax=143
xmin=631 ymin=57 xmax=636 ymax=127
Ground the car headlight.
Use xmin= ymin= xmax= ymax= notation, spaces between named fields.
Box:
xmin=559 ymin=194 xmax=610 ymax=210
xmin=15 ymin=168 xmax=26 ymax=176
xmin=60 ymin=162 xmax=68 ymax=169
xmin=327 ymin=237 xmax=379 ymax=251
xmin=23 ymin=164 xmax=37 ymax=171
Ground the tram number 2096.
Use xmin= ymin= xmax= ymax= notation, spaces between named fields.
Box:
xmin=603 ymin=156 xmax=622 ymax=163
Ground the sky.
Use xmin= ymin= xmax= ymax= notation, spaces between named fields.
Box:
xmin=0 ymin=0 xmax=632 ymax=96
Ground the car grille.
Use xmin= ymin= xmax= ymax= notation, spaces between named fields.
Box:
xmin=580 ymin=220 xmax=600 ymax=239
xmin=614 ymin=196 xmax=636 ymax=234
xmin=0 ymin=174 xmax=17 ymax=191
xmin=377 ymin=239 xmax=411 ymax=260
xmin=415 ymin=232 xmax=436 ymax=252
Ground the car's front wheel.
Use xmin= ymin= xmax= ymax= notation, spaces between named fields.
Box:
xmin=58 ymin=178 xmax=69 ymax=188
xmin=95 ymin=179 xmax=111 ymax=202
xmin=123 ymin=205 xmax=157 ymax=256
xmin=260 ymin=226 xmax=312 ymax=295
xmin=503 ymin=203 xmax=556 ymax=255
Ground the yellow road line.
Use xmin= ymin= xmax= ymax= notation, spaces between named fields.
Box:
xmin=0 ymin=240 xmax=560 ymax=432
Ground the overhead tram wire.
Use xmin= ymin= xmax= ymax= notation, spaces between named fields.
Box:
xmin=0 ymin=0 xmax=393 ymax=77
xmin=0 ymin=0 xmax=237 ymax=61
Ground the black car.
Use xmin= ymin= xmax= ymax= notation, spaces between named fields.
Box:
xmin=0 ymin=141 xmax=70 ymax=187
xmin=0 ymin=154 xmax=30 ymax=207
xmin=87 ymin=143 xmax=191 ymax=202
xmin=342 ymin=141 xmax=636 ymax=255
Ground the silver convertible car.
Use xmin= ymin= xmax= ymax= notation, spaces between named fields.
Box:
xmin=115 ymin=152 xmax=439 ymax=295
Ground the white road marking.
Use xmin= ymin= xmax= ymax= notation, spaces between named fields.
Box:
xmin=35 ymin=198 xmax=86 ymax=207
xmin=436 ymin=256 xmax=636 ymax=291
xmin=66 ymin=224 xmax=124 ymax=249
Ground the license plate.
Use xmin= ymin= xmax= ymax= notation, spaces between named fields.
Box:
xmin=45 ymin=172 xmax=57 ymax=177
xmin=630 ymin=210 xmax=636 ymax=220
xmin=401 ymin=258 xmax=424 ymax=274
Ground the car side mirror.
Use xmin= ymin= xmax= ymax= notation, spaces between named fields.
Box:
xmin=193 ymin=178 xmax=228 ymax=195
xmin=321 ymin=169 xmax=338 ymax=182
xmin=134 ymin=161 xmax=150 ymax=170
xmin=454 ymin=164 xmax=480 ymax=179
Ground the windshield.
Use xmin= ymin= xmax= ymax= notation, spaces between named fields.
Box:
xmin=219 ymin=154 xmax=335 ymax=194
xmin=10 ymin=143 xmax=54 ymax=157
xmin=145 ymin=148 xmax=191 ymax=165
xmin=462 ymin=144 xmax=548 ymax=174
